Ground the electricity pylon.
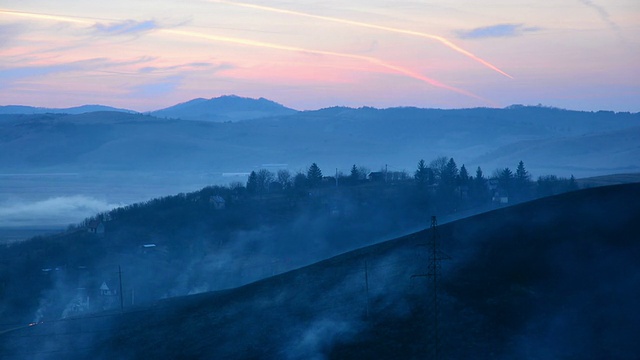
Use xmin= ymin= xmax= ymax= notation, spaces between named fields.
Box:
xmin=412 ymin=216 xmax=450 ymax=360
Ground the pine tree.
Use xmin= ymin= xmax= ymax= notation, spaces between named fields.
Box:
xmin=307 ymin=163 xmax=323 ymax=187
xmin=515 ymin=161 xmax=530 ymax=183
xmin=498 ymin=167 xmax=513 ymax=192
xmin=459 ymin=164 xmax=470 ymax=186
xmin=350 ymin=164 xmax=360 ymax=184
xmin=246 ymin=171 xmax=258 ymax=194
xmin=567 ymin=175 xmax=579 ymax=191
xmin=475 ymin=166 xmax=484 ymax=182
xmin=514 ymin=161 xmax=531 ymax=200
xmin=414 ymin=159 xmax=430 ymax=187
xmin=472 ymin=166 xmax=488 ymax=203
xmin=441 ymin=158 xmax=459 ymax=187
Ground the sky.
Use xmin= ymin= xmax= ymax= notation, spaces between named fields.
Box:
xmin=0 ymin=0 xmax=638 ymax=112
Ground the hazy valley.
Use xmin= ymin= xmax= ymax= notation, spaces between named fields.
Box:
xmin=1 ymin=97 xmax=639 ymax=359
xmin=1 ymin=96 xmax=638 ymax=230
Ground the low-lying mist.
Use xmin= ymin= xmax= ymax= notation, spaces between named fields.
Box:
xmin=0 ymin=196 xmax=122 ymax=227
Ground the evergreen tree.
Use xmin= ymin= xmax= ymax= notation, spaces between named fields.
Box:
xmin=515 ymin=161 xmax=529 ymax=182
xmin=475 ymin=166 xmax=484 ymax=183
xmin=472 ymin=166 xmax=488 ymax=202
xmin=350 ymin=164 xmax=360 ymax=185
xmin=459 ymin=164 xmax=470 ymax=186
xmin=307 ymin=163 xmax=323 ymax=187
xmin=513 ymin=160 xmax=531 ymax=200
xmin=440 ymin=158 xmax=459 ymax=187
xmin=498 ymin=167 xmax=513 ymax=194
xmin=414 ymin=159 xmax=430 ymax=187
xmin=567 ymin=175 xmax=579 ymax=191
xmin=246 ymin=171 xmax=258 ymax=194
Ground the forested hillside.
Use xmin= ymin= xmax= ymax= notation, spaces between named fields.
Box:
xmin=3 ymin=183 xmax=638 ymax=359
xmin=0 ymin=158 xmax=580 ymax=326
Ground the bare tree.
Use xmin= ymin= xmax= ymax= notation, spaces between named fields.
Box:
xmin=277 ymin=169 xmax=292 ymax=189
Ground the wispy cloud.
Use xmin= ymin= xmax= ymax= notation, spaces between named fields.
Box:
xmin=0 ymin=61 xmax=92 ymax=81
xmin=138 ymin=62 xmax=224 ymax=74
xmin=578 ymin=0 xmax=619 ymax=32
xmin=0 ymin=57 xmax=156 ymax=82
xmin=0 ymin=23 xmax=26 ymax=46
xmin=456 ymin=24 xmax=540 ymax=39
xmin=0 ymin=7 xmax=492 ymax=103
xmin=94 ymin=19 xmax=157 ymax=35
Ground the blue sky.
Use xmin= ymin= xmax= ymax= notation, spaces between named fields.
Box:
xmin=0 ymin=0 xmax=638 ymax=111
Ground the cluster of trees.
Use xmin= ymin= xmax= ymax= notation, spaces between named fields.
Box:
xmin=244 ymin=158 xmax=578 ymax=207
xmin=245 ymin=163 xmax=324 ymax=194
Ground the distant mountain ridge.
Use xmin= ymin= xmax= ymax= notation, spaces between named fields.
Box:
xmin=0 ymin=104 xmax=638 ymax=180
xmin=150 ymin=95 xmax=298 ymax=122
xmin=0 ymin=95 xmax=298 ymax=122
xmin=0 ymin=104 xmax=136 ymax=115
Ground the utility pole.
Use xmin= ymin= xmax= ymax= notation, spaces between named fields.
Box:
xmin=412 ymin=216 xmax=450 ymax=359
xmin=118 ymin=265 xmax=124 ymax=312
xmin=364 ymin=259 xmax=370 ymax=320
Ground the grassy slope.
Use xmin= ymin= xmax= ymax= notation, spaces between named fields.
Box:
xmin=577 ymin=173 xmax=640 ymax=187
xmin=3 ymin=183 xmax=640 ymax=359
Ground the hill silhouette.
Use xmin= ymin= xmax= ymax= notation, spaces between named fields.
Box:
xmin=0 ymin=104 xmax=136 ymax=115
xmin=1 ymin=104 xmax=637 ymax=177
xmin=3 ymin=183 xmax=639 ymax=359
xmin=150 ymin=95 xmax=298 ymax=122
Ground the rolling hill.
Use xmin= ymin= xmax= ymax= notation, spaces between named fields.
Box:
xmin=1 ymin=105 xmax=638 ymax=176
xmin=0 ymin=101 xmax=638 ymax=228
xmin=0 ymin=104 xmax=136 ymax=115
xmin=3 ymin=183 xmax=639 ymax=359
xmin=150 ymin=95 xmax=298 ymax=122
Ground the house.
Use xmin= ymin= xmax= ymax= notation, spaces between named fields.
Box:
xmin=100 ymin=281 xmax=114 ymax=296
xmin=492 ymin=189 xmax=509 ymax=204
xmin=87 ymin=220 xmax=105 ymax=236
xmin=210 ymin=195 xmax=226 ymax=210
xmin=368 ymin=172 xmax=385 ymax=182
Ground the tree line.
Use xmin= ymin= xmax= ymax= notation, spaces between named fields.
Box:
xmin=243 ymin=157 xmax=578 ymax=204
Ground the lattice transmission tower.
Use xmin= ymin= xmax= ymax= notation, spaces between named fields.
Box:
xmin=412 ymin=216 xmax=450 ymax=360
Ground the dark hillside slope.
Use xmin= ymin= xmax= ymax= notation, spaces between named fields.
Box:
xmin=3 ymin=184 xmax=639 ymax=359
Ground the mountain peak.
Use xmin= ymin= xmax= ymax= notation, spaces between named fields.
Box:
xmin=150 ymin=95 xmax=297 ymax=122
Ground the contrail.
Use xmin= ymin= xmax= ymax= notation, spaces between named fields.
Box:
xmin=161 ymin=29 xmax=489 ymax=102
xmin=207 ymin=0 xmax=513 ymax=79
xmin=0 ymin=9 xmax=92 ymax=25
xmin=0 ymin=8 xmax=490 ymax=102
